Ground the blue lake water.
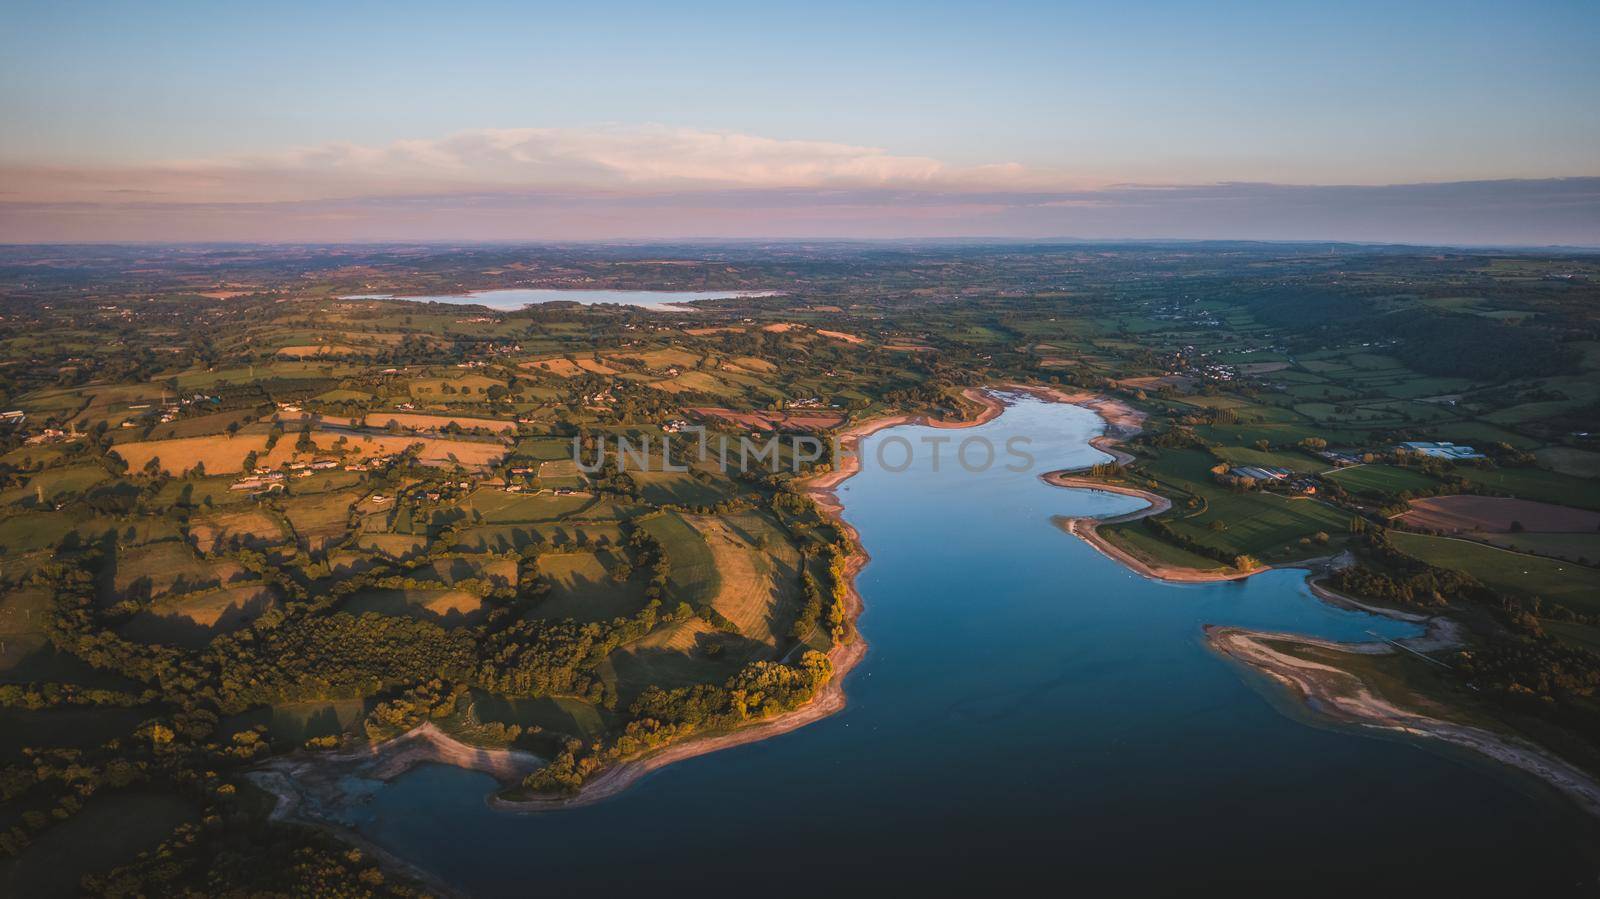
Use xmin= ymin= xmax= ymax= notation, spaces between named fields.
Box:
xmin=355 ymin=395 xmax=1598 ymax=895
xmin=342 ymin=288 xmax=771 ymax=310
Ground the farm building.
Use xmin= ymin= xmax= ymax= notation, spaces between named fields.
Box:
xmin=1398 ymin=441 xmax=1486 ymax=461
xmin=1228 ymin=466 xmax=1292 ymax=483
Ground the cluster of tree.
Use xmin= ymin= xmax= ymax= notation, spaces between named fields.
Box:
xmin=789 ymin=568 xmax=825 ymax=641
xmin=81 ymin=818 xmax=426 ymax=897
xmin=1380 ymin=308 xmax=1581 ymax=380
xmin=616 ymin=651 xmax=833 ymax=752
xmin=362 ymin=679 xmax=468 ymax=741
xmin=1239 ymin=287 xmax=1580 ymax=381
xmin=525 ymin=651 xmax=834 ymax=796
xmin=0 ymin=749 xmax=148 ymax=858
xmin=1454 ymin=635 xmax=1600 ymax=743
xmin=1329 ymin=528 xmax=1483 ymax=608
xmin=0 ymin=681 xmax=155 ymax=710
xmin=476 ymin=599 xmax=664 ymax=705
xmin=205 ymin=613 xmax=477 ymax=714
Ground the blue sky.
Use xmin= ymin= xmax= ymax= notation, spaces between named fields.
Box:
xmin=1 ymin=0 xmax=1596 ymax=242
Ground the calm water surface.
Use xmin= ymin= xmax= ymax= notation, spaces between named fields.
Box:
xmin=343 ymin=288 xmax=771 ymax=310
xmin=356 ymin=395 xmax=1599 ymax=895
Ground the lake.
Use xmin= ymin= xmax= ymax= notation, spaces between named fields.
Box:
xmin=342 ymin=288 xmax=772 ymax=310
xmin=350 ymin=394 xmax=1599 ymax=895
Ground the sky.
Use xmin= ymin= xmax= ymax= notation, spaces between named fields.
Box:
xmin=1 ymin=0 xmax=1596 ymax=244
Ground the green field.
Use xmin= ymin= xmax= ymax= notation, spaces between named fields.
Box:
xmin=221 ymin=698 xmax=368 ymax=744
xmin=1388 ymin=531 xmax=1600 ymax=613
xmin=343 ymin=587 xmax=486 ymax=626
xmin=1478 ymin=532 xmax=1600 ymax=563
xmin=532 ymin=551 xmax=651 ymax=622
xmin=1448 ymin=466 xmax=1600 ymax=511
xmin=1324 ymin=464 xmax=1441 ymax=498
xmin=460 ymin=488 xmax=593 ymax=523
xmin=450 ymin=521 xmax=626 ymax=553
xmin=632 ymin=469 xmax=735 ymax=506
xmin=1138 ymin=449 xmax=1348 ymax=562
xmin=1098 ymin=521 xmax=1230 ymax=572
xmin=465 ymin=690 xmax=610 ymax=742
xmin=1210 ymin=445 xmax=1324 ymax=474
xmin=0 ymin=465 xmax=109 ymax=506
xmin=639 ymin=511 xmax=721 ymax=605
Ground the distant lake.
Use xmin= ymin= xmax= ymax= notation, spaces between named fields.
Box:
xmin=342 ymin=288 xmax=774 ymax=311
xmin=348 ymin=395 xmax=1599 ymax=895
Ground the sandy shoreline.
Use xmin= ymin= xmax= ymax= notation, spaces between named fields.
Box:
xmin=1207 ymin=623 xmax=1600 ymax=819
xmin=249 ymin=723 xmax=544 ymax=896
xmin=1027 ymin=387 xmax=1268 ymax=584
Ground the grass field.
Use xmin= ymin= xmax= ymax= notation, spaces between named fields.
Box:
xmin=425 ymin=556 xmax=518 ymax=590
xmin=465 ymin=690 xmax=610 ymax=742
xmin=105 ymin=542 xmax=249 ymax=603
xmin=1478 ymin=532 xmax=1600 ymax=563
xmin=647 ymin=370 xmax=741 ymax=396
xmin=280 ymin=492 xmax=355 ymax=556
xmin=523 ymin=356 xmax=618 ymax=377
xmin=639 ymin=511 xmax=721 ymax=607
xmin=632 ymin=469 xmax=734 ymax=506
xmin=364 ymin=412 xmax=515 ymax=433
xmin=1388 ymin=531 xmax=1600 ymax=613
xmin=187 ymin=508 xmax=290 ymax=554
xmin=603 ymin=618 xmax=750 ymax=707
xmin=688 ymin=512 xmax=802 ymax=647
xmin=535 ymin=458 xmax=586 ymax=489
xmin=1324 ymin=464 xmax=1441 ymax=498
xmin=151 ymin=477 xmax=257 ymax=509
xmin=355 ymin=532 xmax=430 ymax=559
xmin=514 ymin=436 xmax=575 ymax=461
xmin=112 ymin=433 xmax=269 ymax=475
xmin=0 ymin=465 xmax=109 ymax=506
xmin=408 ymin=374 xmax=506 ymax=398
xmin=460 ymin=488 xmax=592 ymax=523
xmin=140 ymin=408 xmax=260 ymax=441
xmin=343 ymin=587 xmax=486 ymax=626
xmin=1449 ymin=466 xmax=1600 ymax=511
xmin=114 ymin=430 xmax=507 ymax=475
xmin=1544 ymin=620 xmax=1600 ymax=654
xmin=121 ymin=584 xmax=280 ymax=647
xmin=1139 ymin=449 xmax=1349 ymax=562
xmin=1534 ymin=446 xmax=1600 ymax=479
xmin=452 ymin=522 xmax=626 ymax=553
xmin=1210 ymin=445 xmax=1324 ymax=474
xmin=533 ymin=550 xmax=649 ymax=622
xmin=0 ymin=588 xmax=61 ymax=680
xmin=221 ymin=698 xmax=368 ymax=744
xmin=0 ymin=511 xmax=79 ymax=553
xmin=1098 ymin=522 xmax=1230 ymax=572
